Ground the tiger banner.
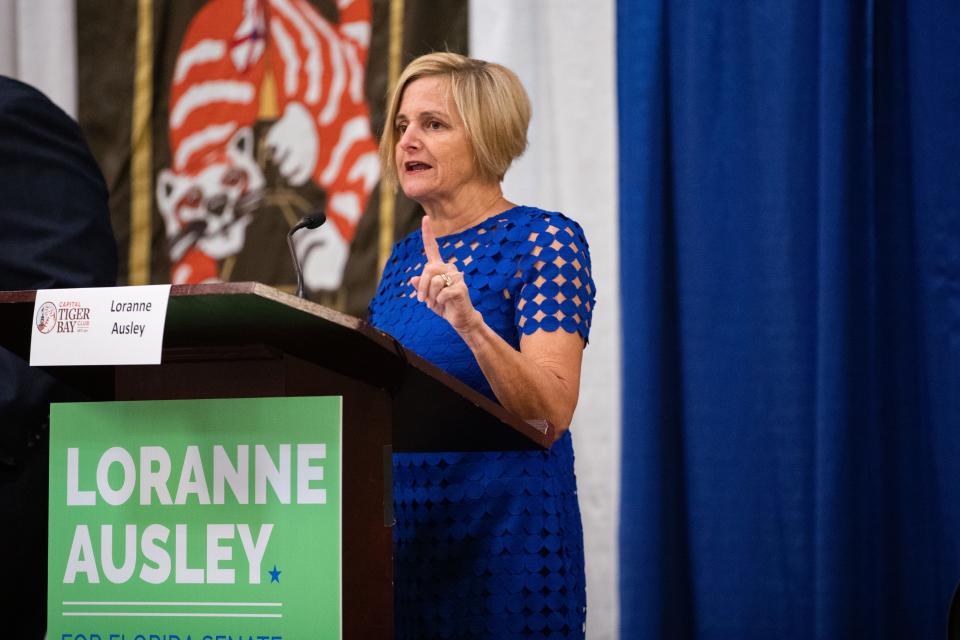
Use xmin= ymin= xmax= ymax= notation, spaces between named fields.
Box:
xmin=78 ymin=0 xmax=467 ymax=317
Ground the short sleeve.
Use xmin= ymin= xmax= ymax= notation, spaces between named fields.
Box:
xmin=515 ymin=213 xmax=595 ymax=342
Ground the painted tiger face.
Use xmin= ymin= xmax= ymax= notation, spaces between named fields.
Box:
xmin=157 ymin=127 xmax=263 ymax=262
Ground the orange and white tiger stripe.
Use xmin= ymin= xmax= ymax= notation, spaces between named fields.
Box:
xmin=168 ymin=0 xmax=379 ymax=243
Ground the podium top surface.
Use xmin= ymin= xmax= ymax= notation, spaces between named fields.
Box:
xmin=0 ymin=283 xmax=553 ymax=450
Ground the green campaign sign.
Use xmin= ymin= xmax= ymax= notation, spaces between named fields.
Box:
xmin=47 ymin=397 xmax=342 ymax=640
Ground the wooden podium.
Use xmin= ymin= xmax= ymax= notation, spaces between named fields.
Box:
xmin=0 ymin=282 xmax=551 ymax=638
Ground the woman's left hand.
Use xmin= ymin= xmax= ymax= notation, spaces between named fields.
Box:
xmin=410 ymin=215 xmax=482 ymax=334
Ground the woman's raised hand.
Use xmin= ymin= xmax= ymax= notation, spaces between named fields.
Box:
xmin=410 ymin=215 xmax=482 ymax=334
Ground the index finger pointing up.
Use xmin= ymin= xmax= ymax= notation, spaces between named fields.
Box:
xmin=421 ymin=215 xmax=443 ymax=263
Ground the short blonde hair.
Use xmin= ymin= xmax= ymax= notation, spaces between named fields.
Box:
xmin=379 ymin=52 xmax=531 ymax=188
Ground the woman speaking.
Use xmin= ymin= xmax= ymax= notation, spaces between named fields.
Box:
xmin=369 ymin=52 xmax=595 ymax=639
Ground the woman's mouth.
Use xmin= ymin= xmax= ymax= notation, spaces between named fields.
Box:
xmin=404 ymin=161 xmax=432 ymax=172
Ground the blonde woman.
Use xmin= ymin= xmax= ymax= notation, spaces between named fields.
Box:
xmin=369 ymin=52 xmax=595 ymax=639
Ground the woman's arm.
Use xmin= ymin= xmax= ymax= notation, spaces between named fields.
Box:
xmin=459 ymin=321 xmax=583 ymax=434
xmin=413 ymin=216 xmax=586 ymax=435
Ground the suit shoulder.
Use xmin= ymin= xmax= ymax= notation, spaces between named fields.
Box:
xmin=1 ymin=76 xmax=45 ymax=109
xmin=0 ymin=75 xmax=71 ymax=124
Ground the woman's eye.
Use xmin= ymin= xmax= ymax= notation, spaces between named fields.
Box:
xmin=428 ymin=120 xmax=442 ymax=130
xmin=397 ymin=123 xmax=407 ymax=134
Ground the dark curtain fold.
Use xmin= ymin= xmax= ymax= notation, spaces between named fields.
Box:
xmin=618 ymin=0 xmax=960 ymax=637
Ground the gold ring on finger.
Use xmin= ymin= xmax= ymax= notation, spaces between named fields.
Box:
xmin=440 ymin=272 xmax=454 ymax=288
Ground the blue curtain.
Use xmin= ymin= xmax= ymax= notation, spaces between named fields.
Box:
xmin=617 ymin=1 xmax=960 ymax=638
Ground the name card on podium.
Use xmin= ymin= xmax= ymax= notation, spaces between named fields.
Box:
xmin=30 ymin=285 xmax=171 ymax=366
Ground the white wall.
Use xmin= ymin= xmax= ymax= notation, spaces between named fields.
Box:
xmin=0 ymin=0 xmax=77 ymax=117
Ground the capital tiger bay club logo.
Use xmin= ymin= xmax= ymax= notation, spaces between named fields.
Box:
xmin=36 ymin=300 xmax=92 ymax=335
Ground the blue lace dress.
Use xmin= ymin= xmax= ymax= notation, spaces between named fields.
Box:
xmin=368 ymin=205 xmax=595 ymax=639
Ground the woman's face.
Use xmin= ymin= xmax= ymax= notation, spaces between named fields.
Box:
xmin=394 ymin=76 xmax=478 ymax=206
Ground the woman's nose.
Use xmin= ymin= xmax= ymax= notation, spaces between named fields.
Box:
xmin=399 ymin=126 xmax=420 ymax=149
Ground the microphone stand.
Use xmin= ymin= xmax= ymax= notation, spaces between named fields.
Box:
xmin=286 ymin=212 xmax=326 ymax=299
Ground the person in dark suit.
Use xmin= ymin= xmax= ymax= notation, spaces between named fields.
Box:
xmin=0 ymin=75 xmax=117 ymax=638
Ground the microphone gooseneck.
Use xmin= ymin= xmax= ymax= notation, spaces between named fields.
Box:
xmin=287 ymin=211 xmax=327 ymax=299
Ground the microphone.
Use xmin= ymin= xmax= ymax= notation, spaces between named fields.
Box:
xmin=287 ymin=211 xmax=326 ymax=298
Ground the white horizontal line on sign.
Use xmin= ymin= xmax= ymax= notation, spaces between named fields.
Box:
xmin=62 ymin=612 xmax=283 ymax=618
xmin=63 ymin=601 xmax=282 ymax=607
